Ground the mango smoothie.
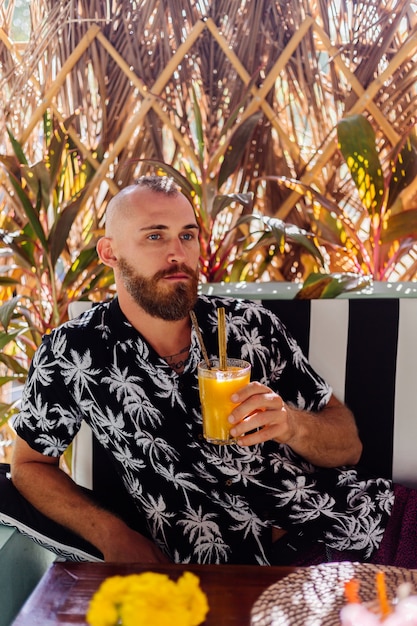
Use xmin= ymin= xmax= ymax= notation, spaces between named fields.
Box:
xmin=198 ymin=359 xmax=251 ymax=444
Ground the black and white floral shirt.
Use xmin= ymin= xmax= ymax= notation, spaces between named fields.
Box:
xmin=14 ymin=296 xmax=394 ymax=564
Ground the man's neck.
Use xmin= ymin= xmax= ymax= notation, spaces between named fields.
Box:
xmin=117 ymin=293 xmax=192 ymax=359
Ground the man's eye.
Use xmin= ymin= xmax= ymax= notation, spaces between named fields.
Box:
xmin=148 ymin=233 xmax=161 ymax=240
xmin=181 ymin=233 xmax=194 ymax=240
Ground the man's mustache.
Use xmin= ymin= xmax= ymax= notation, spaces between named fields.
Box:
xmin=156 ymin=265 xmax=198 ymax=280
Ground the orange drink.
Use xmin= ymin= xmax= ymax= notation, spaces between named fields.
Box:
xmin=198 ymin=358 xmax=251 ymax=444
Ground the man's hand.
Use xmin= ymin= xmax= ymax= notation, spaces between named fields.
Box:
xmin=227 ymin=382 xmax=362 ymax=467
xmin=102 ymin=524 xmax=170 ymax=563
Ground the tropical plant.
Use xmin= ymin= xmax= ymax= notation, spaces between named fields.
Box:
xmin=143 ymin=90 xmax=325 ymax=283
xmin=270 ymin=114 xmax=417 ymax=296
xmin=2 ymin=0 xmax=417 ymax=285
xmin=0 ymin=113 xmax=114 ymax=424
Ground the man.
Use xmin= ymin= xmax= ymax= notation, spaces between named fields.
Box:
xmin=8 ymin=176 xmax=409 ymax=565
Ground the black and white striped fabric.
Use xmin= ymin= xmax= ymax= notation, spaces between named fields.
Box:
xmin=262 ymin=298 xmax=417 ymax=487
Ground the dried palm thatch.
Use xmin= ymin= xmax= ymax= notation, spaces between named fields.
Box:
xmin=1 ymin=0 xmax=417 ymax=280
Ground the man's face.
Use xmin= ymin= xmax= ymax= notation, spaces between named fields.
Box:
xmin=104 ymin=187 xmax=201 ymax=320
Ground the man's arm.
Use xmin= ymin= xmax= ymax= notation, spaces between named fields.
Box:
xmin=11 ymin=436 xmax=169 ymax=563
xmin=228 ymin=384 xmax=362 ymax=467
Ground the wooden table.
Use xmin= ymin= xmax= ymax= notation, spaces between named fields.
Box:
xmin=12 ymin=561 xmax=296 ymax=625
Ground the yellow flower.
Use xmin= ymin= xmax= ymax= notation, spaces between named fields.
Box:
xmin=86 ymin=571 xmax=209 ymax=626
xmin=176 ymin=572 xmax=209 ymax=626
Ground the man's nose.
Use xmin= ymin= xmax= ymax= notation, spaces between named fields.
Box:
xmin=167 ymin=239 xmax=187 ymax=263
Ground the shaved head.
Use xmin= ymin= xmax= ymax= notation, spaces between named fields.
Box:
xmin=105 ymin=176 xmax=185 ymax=237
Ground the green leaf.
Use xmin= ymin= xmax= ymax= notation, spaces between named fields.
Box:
xmin=0 ymin=296 xmax=21 ymax=331
xmin=218 ymin=112 xmax=263 ymax=189
xmin=382 ymin=209 xmax=417 ymax=244
xmin=285 ymin=225 xmax=325 ymax=265
xmin=337 ymin=114 xmax=385 ymax=215
xmin=47 ymin=119 xmax=69 ymax=186
xmin=61 ymin=247 xmax=100 ymax=289
xmin=240 ymin=214 xmax=325 ymax=265
xmin=0 ymin=353 xmax=28 ymax=375
xmin=190 ymin=83 xmax=205 ymax=161
xmin=6 ymin=127 xmax=28 ymax=165
xmin=270 ymin=176 xmax=345 ymax=217
xmin=2 ymin=226 xmax=37 ymax=268
xmin=43 ymin=109 xmax=54 ymax=144
xmin=296 ymin=272 xmax=373 ymax=299
xmin=22 ymin=162 xmax=51 ymax=212
xmin=228 ymin=258 xmax=250 ymax=281
xmin=0 ymin=327 xmax=26 ymax=350
xmin=0 ymin=277 xmax=20 ymax=286
xmin=211 ymin=193 xmax=253 ymax=220
xmin=49 ymin=192 xmax=85 ymax=267
xmin=0 ymin=154 xmax=21 ymax=178
xmin=0 ymin=400 xmax=20 ymax=424
xmin=387 ymin=131 xmax=417 ymax=211
xmin=80 ymin=267 xmax=115 ymax=294
xmin=8 ymin=172 xmax=48 ymax=248
xmin=0 ymin=374 xmax=26 ymax=387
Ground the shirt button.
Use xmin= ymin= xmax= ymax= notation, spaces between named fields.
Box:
xmin=225 ymin=479 xmax=233 ymax=487
xmin=198 ymin=433 xmax=204 ymax=440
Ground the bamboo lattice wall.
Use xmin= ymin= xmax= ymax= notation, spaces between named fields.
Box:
xmin=1 ymin=1 xmax=417 ymax=279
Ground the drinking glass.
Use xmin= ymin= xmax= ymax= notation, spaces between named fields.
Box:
xmin=198 ymin=358 xmax=251 ymax=444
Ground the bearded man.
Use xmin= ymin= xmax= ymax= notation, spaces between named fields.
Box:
xmin=10 ymin=176 xmax=410 ymax=567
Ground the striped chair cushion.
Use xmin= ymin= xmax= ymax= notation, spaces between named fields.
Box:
xmin=262 ymin=298 xmax=417 ymax=487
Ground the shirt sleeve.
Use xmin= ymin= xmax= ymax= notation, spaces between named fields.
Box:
xmin=12 ymin=331 xmax=82 ymax=457
xmin=256 ymin=306 xmax=332 ymax=412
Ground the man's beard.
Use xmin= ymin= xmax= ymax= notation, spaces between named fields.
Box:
xmin=118 ymin=257 xmax=199 ymax=321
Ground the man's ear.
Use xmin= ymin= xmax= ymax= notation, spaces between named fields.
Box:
xmin=97 ymin=237 xmax=117 ymax=268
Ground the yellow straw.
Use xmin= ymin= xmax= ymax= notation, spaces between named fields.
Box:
xmin=190 ymin=311 xmax=211 ymax=369
xmin=217 ymin=307 xmax=227 ymax=371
